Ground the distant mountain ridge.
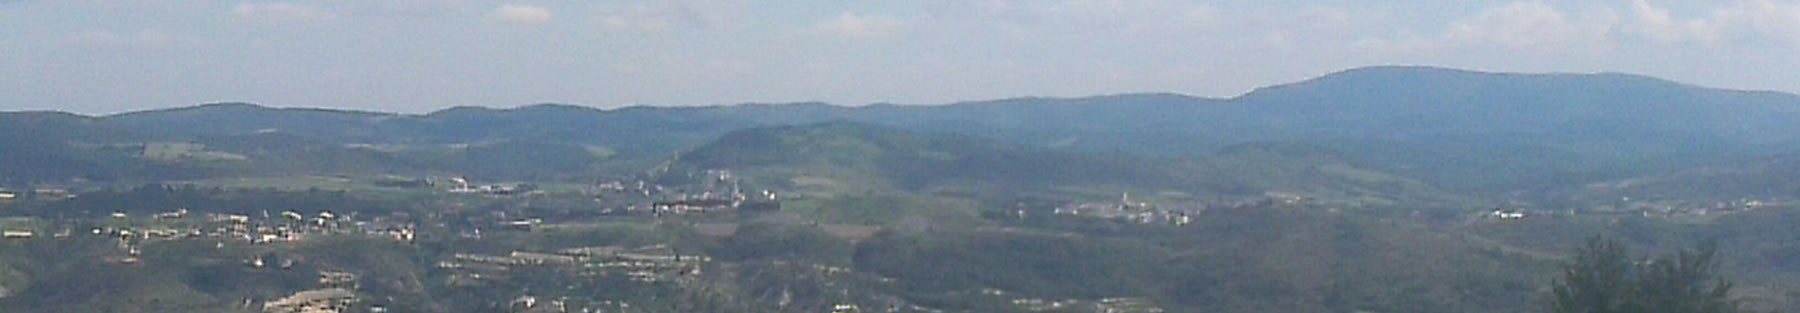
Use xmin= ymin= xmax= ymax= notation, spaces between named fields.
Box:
xmin=5 ymin=66 xmax=1799 ymax=193
xmin=1240 ymin=66 xmax=1800 ymax=139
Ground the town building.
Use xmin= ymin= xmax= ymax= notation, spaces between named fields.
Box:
xmin=318 ymin=271 xmax=357 ymax=289
xmin=263 ymin=288 xmax=355 ymax=313
xmin=32 ymin=188 xmax=72 ymax=200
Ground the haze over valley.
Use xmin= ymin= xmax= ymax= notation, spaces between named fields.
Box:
xmin=2 ymin=66 xmax=1799 ymax=313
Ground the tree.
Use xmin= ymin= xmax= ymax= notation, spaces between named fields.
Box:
xmin=1547 ymin=237 xmax=1741 ymax=313
xmin=1549 ymin=238 xmax=1634 ymax=313
xmin=1628 ymin=243 xmax=1737 ymax=313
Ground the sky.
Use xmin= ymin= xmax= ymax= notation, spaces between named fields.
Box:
xmin=2 ymin=0 xmax=1799 ymax=114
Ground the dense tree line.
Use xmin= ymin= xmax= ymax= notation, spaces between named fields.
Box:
xmin=1548 ymin=237 xmax=1743 ymax=313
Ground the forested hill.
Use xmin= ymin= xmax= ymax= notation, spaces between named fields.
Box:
xmin=666 ymin=122 xmax=1226 ymax=193
xmin=5 ymin=66 xmax=1800 ymax=193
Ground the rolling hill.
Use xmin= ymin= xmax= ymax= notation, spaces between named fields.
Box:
xmin=665 ymin=122 xmax=1472 ymax=222
xmin=668 ymin=122 xmax=1216 ymax=193
xmin=10 ymin=65 xmax=1800 ymax=313
xmin=3 ymin=66 xmax=1798 ymax=195
xmin=1238 ymin=66 xmax=1800 ymax=189
xmin=1576 ymin=152 xmax=1800 ymax=202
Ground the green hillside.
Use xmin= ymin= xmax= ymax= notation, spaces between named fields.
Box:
xmin=4 ymin=66 xmax=1799 ymax=194
xmin=1195 ymin=142 xmax=1472 ymax=209
xmin=671 ymin=122 xmax=1212 ymax=192
xmin=1575 ymin=152 xmax=1800 ymax=203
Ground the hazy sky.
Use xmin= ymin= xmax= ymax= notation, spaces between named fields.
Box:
xmin=3 ymin=0 xmax=1798 ymax=114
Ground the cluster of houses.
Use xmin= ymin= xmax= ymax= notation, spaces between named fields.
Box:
xmin=643 ymin=189 xmax=780 ymax=216
xmin=1007 ymin=297 xmax=1163 ymax=313
xmin=981 ymin=288 xmax=1163 ymax=313
xmin=259 ymin=270 xmax=364 ymax=313
xmin=1489 ymin=209 xmax=1528 ymax=220
xmin=444 ymin=177 xmax=539 ymax=196
xmin=1091 ymin=298 xmax=1166 ymax=313
xmin=180 ymin=210 xmax=411 ymax=245
xmin=1041 ymin=193 xmax=1199 ymax=226
xmin=1025 ymin=192 xmax=1330 ymax=227
xmin=0 ymin=188 xmax=73 ymax=204
xmin=596 ymin=170 xmax=782 ymax=217
xmin=370 ymin=175 xmax=539 ymax=196
xmin=1640 ymin=198 xmax=1784 ymax=219
xmin=595 ymin=179 xmax=658 ymax=198
xmin=1576 ymin=197 xmax=1788 ymax=220
xmin=1474 ymin=197 xmax=1798 ymax=224
xmin=440 ymin=244 xmax=709 ymax=287
xmin=262 ymin=270 xmax=362 ymax=313
xmin=77 ymin=209 xmax=415 ymax=265
xmin=370 ymin=175 xmax=555 ymax=197
xmin=263 ymin=288 xmax=357 ymax=313
xmin=509 ymin=295 xmax=567 ymax=313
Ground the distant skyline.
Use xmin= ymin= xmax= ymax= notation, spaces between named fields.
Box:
xmin=4 ymin=0 xmax=1799 ymax=114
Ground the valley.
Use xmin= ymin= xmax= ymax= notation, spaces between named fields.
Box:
xmin=2 ymin=67 xmax=1799 ymax=313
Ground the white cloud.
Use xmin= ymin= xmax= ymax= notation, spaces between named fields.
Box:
xmin=62 ymin=29 xmax=180 ymax=48
xmin=812 ymin=13 xmax=904 ymax=39
xmin=233 ymin=2 xmax=337 ymax=24
xmin=922 ymin=0 xmax=1031 ymax=23
xmin=1245 ymin=6 xmax=1365 ymax=50
xmin=1442 ymin=2 xmax=1615 ymax=52
xmin=1351 ymin=30 xmax=1441 ymax=53
xmin=598 ymin=2 xmax=722 ymax=32
xmin=926 ymin=0 xmax=1213 ymax=36
xmin=488 ymin=4 xmax=551 ymax=25
xmin=1045 ymin=0 xmax=1214 ymax=30
xmin=1339 ymin=0 xmax=1800 ymax=56
xmin=1611 ymin=0 xmax=1800 ymax=46
xmin=1045 ymin=0 xmax=1151 ymax=21
xmin=338 ymin=0 xmax=470 ymax=17
xmin=1700 ymin=0 xmax=1800 ymax=45
xmin=1625 ymin=0 xmax=1719 ymax=44
xmin=1293 ymin=6 xmax=1352 ymax=31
